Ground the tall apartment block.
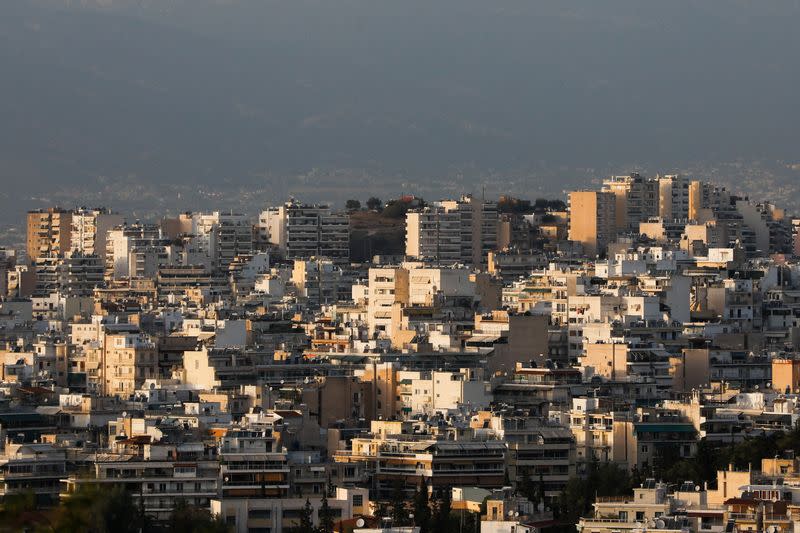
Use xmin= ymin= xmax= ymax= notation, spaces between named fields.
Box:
xmin=26 ymin=208 xmax=73 ymax=260
xmin=214 ymin=212 xmax=254 ymax=271
xmin=259 ymin=200 xmax=349 ymax=261
xmin=602 ymin=174 xmax=659 ymax=231
xmin=105 ymin=223 xmax=169 ymax=280
xmin=406 ymin=195 xmax=498 ymax=266
xmin=405 ymin=208 xmax=462 ymax=264
xmin=567 ymin=191 xmax=616 ymax=257
xmin=70 ymin=208 xmax=124 ymax=257
xmin=657 ymin=174 xmax=692 ymax=221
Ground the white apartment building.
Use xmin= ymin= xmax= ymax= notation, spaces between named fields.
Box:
xmin=366 ymin=264 xmax=476 ymax=336
xmin=406 ymin=195 xmax=498 ymax=266
xmin=292 ymin=258 xmax=350 ymax=306
xmin=106 ymin=224 xmax=170 ymax=279
xmin=259 ymin=201 xmax=349 ymax=261
xmin=70 ymin=208 xmax=124 ymax=257
xmin=397 ymin=368 xmax=491 ymax=416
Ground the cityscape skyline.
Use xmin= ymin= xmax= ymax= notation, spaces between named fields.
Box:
xmin=4 ymin=0 xmax=800 ymax=531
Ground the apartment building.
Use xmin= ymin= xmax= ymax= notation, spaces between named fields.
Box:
xmin=61 ymin=441 xmax=219 ymax=522
xmin=366 ymin=264 xmax=476 ymax=337
xmin=212 ymin=488 xmax=365 ymax=533
xmin=105 ymin=223 xmax=169 ymax=280
xmin=335 ymin=421 xmax=506 ymax=499
xmin=657 ymin=174 xmax=692 ymax=221
xmin=100 ymin=330 xmax=158 ymax=397
xmin=568 ymin=191 xmax=616 ymax=257
xmin=260 ymin=201 xmax=349 ymax=261
xmin=405 ymin=208 xmax=462 ymax=264
xmin=33 ymin=253 xmax=104 ymax=297
xmin=217 ymin=425 xmax=290 ymax=500
xmin=0 ymin=442 xmax=66 ymax=504
xmin=499 ymin=417 xmax=576 ymax=502
xmin=396 ymin=368 xmax=491 ymax=416
xmin=405 ymin=196 xmax=498 ymax=266
xmin=70 ymin=208 xmax=124 ymax=257
xmin=214 ymin=212 xmax=255 ymax=271
xmin=292 ymin=258 xmax=351 ymax=306
xmin=26 ymin=208 xmax=72 ymax=260
xmin=602 ymin=174 xmax=659 ymax=232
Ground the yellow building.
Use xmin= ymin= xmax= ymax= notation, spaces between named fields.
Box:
xmin=707 ymin=465 xmax=753 ymax=507
xmin=581 ymin=342 xmax=629 ymax=380
xmin=568 ymin=191 xmax=616 ymax=257
xmin=27 ymin=208 xmax=73 ymax=260
xmin=101 ymin=331 xmax=158 ymax=397
xmin=772 ymin=358 xmax=800 ymax=394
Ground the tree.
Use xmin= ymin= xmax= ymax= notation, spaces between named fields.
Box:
xmin=433 ymin=487 xmax=453 ymax=533
xmin=498 ymin=196 xmax=533 ymax=214
xmin=319 ymin=490 xmax=335 ymax=533
xmin=292 ymin=498 xmax=315 ymax=533
xmin=0 ymin=490 xmax=47 ymax=532
xmin=390 ymin=480 xmax=408 ymax=527
xmin=366 ymin=197 xmax=383 ymax=211
xmin=53 ymin=484 xmax=143 ymax=533
xmin=374 ymin=500 xmax=390 ymax=520
xmin=555 ymin=461 xmax=633 ymax=524
xmin=517 ymin=468 xmax=537 ymax=503
xmin=413 ymin=479 xmax=432 ymax=533
xmin=381 ymin=200 xmax=408 ymax=219
xmin=169 ymin=499 xmax=229 ymax=533
xmin=533 ymin=198 xmax=566 ymax=212
xmin=345 ymin=199 xmax=361 ymax=211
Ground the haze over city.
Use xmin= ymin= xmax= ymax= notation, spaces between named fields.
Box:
xmin=2 ymin=0 xmax=800 ymax=226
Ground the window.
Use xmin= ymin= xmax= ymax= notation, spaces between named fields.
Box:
xmin=353 ymin=494 xmax=363 ymax=507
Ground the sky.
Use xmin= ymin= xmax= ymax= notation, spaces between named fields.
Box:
xmin=1 ymin=0 xmax=799 ymax=221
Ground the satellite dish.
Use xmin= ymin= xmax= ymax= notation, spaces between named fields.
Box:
xmin=356 ymin=519 xmax=365 ymax=528
xmin=695 ymin=485 xmax=701 ymax=492
xmin=766 ymin=527 xmax=777 ymax=533
xmin=655 ymin=519 xmax=666 ymax=529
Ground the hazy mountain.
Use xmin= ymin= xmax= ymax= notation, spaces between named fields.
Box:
xmin=2 ymin=0 xmax=800 ymax=220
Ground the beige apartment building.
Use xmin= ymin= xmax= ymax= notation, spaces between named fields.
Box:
xmin=100 ymin=331 xmax=158 ymax=397
xmin=602 ymin=174 xmax=659 ymax=231
xmin=366 ymin=264 xmax=475 ymax=337
xmin=568 ymin=191 xmax=616 ymax=257
xmin=27 ymin=208 xmax=73 ymax=260
xmin=772 ymin=358 xmax=800 ymax=394
xmin=657 ymin=174 xmax=692 ymax=220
